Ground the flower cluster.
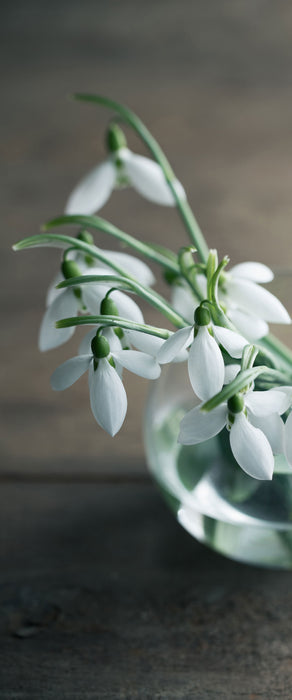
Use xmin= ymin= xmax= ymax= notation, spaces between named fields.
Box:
xmin=14 ymin=95 xmax=292 ymax=483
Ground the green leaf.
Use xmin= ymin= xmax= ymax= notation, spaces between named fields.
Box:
xmin=72 ymin=93 xmax=210 ymax=263
xmin=201 ymin=366 xmax=271 ymax=413
xmin=43 ymin=215 xmax=180 ymax=273
xmin=57 ymin=273 xmax=188 ymax=328
xmin=55 ymin=313 xmax=171 ymax=339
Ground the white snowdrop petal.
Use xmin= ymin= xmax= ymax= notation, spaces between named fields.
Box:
xmin=46 ymin=271 xmax=64 ymax=307
xmin=89 ymin=359 xmax=127 ymax=436
xmin=227 ymin=279 xmax=291 ymax=324
xmin=171 ymin=283 xmax=198 ymax=324
xmin=113 ymin=350 xmax=161 ymax=379
xmin=213 ymin=325 xmax=247 ymax=359
xmin=178 ymin=404 xmax=227 ymax=445
xmin=39 ymin=289 xmax=77 ymax=351
xmin=229 ymin=262 xmax=274 ymax=283
xmin=124 ymin=151 xmax=184 ymax=206
xmin=82 ymin=284 xmax=107 ymax=314
xmin=104 ymin=251 xmax=155 ymax=286
xmin=250 ymin=413 xmax=285 ymax=455
xmin=78 ymin=329 xmax=97 ymax=355
xmin=125 ymin=330 xmax=165 ymax=355
xmin=50 ymin=355 xmax=92 ymax=391
xmin=227 ymin=308 xmax=269 ymax=341
xmin=224 ymin=364 xmax=241 ymax=384
xmin=284 ymin=412 xmax=292 ymax=466
xmin=110 ymin=290 xmax=144 ymax=323
xmin=230 ymin=413 xmax=274 ymax=480
xmin=246 ymin=389 xmax=291 ymax=416
xmin=188 ymin=326 xmax=224 ymax=400
xmin=65 ymin=160 xmax=116 ymax=215
xmin=157 ymin=326 xmax=193 ymax=364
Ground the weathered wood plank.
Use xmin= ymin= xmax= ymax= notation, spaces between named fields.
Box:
xmin=1 ymin=482 xmax=292 ymax=698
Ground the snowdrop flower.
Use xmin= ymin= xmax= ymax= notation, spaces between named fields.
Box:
xmin=50 ymin=331 xmax=161 ymax=436
xmin=156 ymin=306 xmax=248 ymax=401
xmin=220 ymin=262 xmax=291 ymax=339
xmin=46 ymin=230 xmax=155 ymax=307
xmin=65 ymin=124 xmax=186 ymax=215
xmin=179 ymin=387 xmax=292 ymax=480
xmin=39 ymin=259 xmax=145 ymax=351
xmin=171 ymin=262 xmax=291 ymax=340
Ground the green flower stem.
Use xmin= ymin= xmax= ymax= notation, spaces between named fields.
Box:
xmin=57 ymin=274 xmax=188 ymax=328
xmin=201 ymin=366 xmax=283 ymax=413
xmin=259 ymin=334 xmax=292 ymax=375
xmin=13 ymin=232 xmax=140 ymax=278
xmin=43 ymin=215 xmax=180 ymax=274
xmin=56 ymin=314 xmax=171 ymax=339
xmin=73 ymin=93 xmax=210 ymax=264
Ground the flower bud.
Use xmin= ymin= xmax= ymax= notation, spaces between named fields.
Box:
xmin=61 ymin=260 xmax=82 ymax=279
xmin=106 ymin=124 xmax=127 ymax=153
xmin=91 ymin=334 xmax=110 ymax=359
xmin=100 ymin=296 xmax=119 ymax=316
xmin=194 ymin=305 xmax=211 ymax=327
xmin=77 ymin=230 xmax=94 ymax=245
xmin=228 ymin=394 xmax=245 ymax=415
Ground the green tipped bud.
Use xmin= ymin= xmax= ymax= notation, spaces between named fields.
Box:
xmin=61 ymin=260 xmax=82 ymax=279
xmin=100 ymin=296 xmax=119 ymax=316
xmin=228 ymin=394 xmax=245 ymax=415
xmin=114 ymin=327 xmax=124 ymax=340
xmin=163 ymin=269 xmax=180 ymax=285
xmin=194 ymin=305 xmax=211 ymax=327
xmin=106 ymin=124 xmax=127 ymax=153
xmin=77 ymin=230 xmax=94 ymax=245
xmin=91 ymin=334 xmax=110 ymax=359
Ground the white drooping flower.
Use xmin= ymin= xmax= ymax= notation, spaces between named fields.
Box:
xmin=171 ymin=261 xmax=291 ymax=341
xmin=155 ymin=306 xmax=248 ymax=401
xmin=179 ymin=387 xmax=292 ymax=480
xmin=50 ymin=330 xmax=161 ymax=436
xmin=39 ymin=259 xmax=146 ymax=352
xmin=65 ymin=126 xmax=186 ymax=214
xmin=220 ymin=262 xmax=291 ymax=339
xmin=46 ymin=247 xmax=155 ymax=307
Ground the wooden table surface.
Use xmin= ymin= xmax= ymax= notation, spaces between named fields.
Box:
xmin=2 ymin=2 xmax=292 ymax=697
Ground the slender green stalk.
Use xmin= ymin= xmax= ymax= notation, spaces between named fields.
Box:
xmin=201 ymin=366 xmax=285 ymax=413
xmin=57 ymin=274 xmax=188 ymax=328
xmin=259 ymin=334 xmax=292 ymax=374
xmin=73 ymin=93 xmax=210 ymax=263
xmin=56 ymin=314 xmax=171 ymax=339
xmin=43 ymin=214 xmax=179 ymax=274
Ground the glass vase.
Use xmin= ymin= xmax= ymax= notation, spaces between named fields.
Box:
xmin=144 ymin=361 xmax=292 ymax=569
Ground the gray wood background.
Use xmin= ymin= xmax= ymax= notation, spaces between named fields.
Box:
xmin=1 ymin=1 xmax=292 ymax=697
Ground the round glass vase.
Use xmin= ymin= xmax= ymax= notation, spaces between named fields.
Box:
xmin=144 ymin=345 xmax=292 ymax=570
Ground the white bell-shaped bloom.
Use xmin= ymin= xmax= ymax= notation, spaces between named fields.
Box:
xmin=46 ymin=249 xmax=155 ymax=308
xmin=65 ymin=147 xmax=186 ymax=215
xmin=40 ymin=263 xmax=145 ymax=352
xmin=50 ymin=332 xmax=161 ymax=436
xmin=171 ymin=262 xmax=291 ymax=341
xmin=221 ymin=262 xmax=291 ymax=339
xmin=156 ymin=316 xmax=247 ymax=401
xmin=179 ymin=386 xmax=291 ymax=480
xmin=125 ymin=328 xmax=189 ymax=365
xmin=39 ymin=288 xmax=81 ymax=351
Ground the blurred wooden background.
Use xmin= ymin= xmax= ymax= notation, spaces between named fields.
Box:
xmin=1 ymin=2 xmax=292 ymax=697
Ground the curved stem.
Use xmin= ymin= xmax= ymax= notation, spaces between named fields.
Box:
xmin=43 ymin=215 xmax=179 ymax=274
xmin=73 ymin=93 xmax=210 ymax=263
xmin=58 ymin=273 xmax=189 ymax=328
xmin=56 ymin=314 xmax=171 ymax=339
